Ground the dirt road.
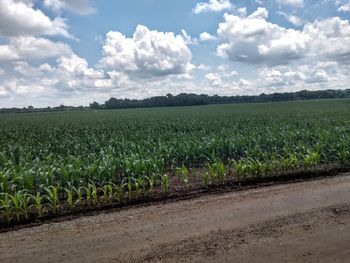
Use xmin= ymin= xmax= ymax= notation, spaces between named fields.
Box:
xmin=1 ymin=174 xmax=350 ymax=263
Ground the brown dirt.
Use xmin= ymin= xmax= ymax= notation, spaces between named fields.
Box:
xmin=1 ymin=173 xmax=350 ymax=263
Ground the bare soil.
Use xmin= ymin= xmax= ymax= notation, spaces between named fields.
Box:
xmin=1 ymin=173 xmax=350 ymax=263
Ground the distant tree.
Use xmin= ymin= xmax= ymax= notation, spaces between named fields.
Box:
xmin=89 ymin=102 xmax=101 ymax=109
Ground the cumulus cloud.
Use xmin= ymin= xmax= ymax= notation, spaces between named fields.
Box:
xmin=305 ymin=17 xmax=350 ymax=63
xmin=100 ymin=25 xmax=194 ymax=77
xmin=57 ymin=54 xmax=105 ymax=80
xmin=0 ymin=53 xmax=112 ymax=106
xmin=257 ymin=62 xmax=347 ymax=89
xmin=13 ymin=61 xmax=54 ymax=77
xmin=338 ymin=1 xmax=350 ymax=12
xmin=0 ymin=0 xmax=73 ymax=38
xmin=216 ymin=8 xmax=309 ymax=65
xmin=277 ymin=12 xmax=304 ymax=27
xmin=0 ymin=37 xmax=72 ymax=61
xmin=277 ymin=0 xmax=304 ymax=7
xmin=181 ymin=30 xmax=198 ymax=45
xmin=199 ymin=32 xmax=216 ymax=42
xmin=205 ymin=65 xmax=238 ymax=87
xmin=197 ymin=64 xmax=211 ymax=70
xmin=216 ymin=8 xmax=350 ymax=65
xmin=43 ymin=0 xmax=96 ymax=15
xmin=193 ymin=0 xmax=232 ymax=14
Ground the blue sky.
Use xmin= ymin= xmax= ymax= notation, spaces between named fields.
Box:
xmin=0 ymin=0 xmax=350 ymax=107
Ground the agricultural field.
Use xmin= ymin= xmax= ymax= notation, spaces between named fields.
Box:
xmin=1 ymin=99 xmax=350 ymax=226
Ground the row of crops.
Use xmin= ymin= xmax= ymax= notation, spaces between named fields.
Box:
xmin=0 ymin=99 xmax=350 ymax=224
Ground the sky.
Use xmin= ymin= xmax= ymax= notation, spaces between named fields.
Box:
xmin=0 ymin=0 xmax=350 ymax=108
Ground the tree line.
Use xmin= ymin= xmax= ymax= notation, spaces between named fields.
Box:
xmin=91 ymin=89 xmax=350 ymax=109
xmin=1 ymin=88 xmax=350 ymax=113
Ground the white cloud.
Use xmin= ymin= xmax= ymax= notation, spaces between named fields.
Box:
xmin=43 ymin=0 xmax=96 ymax=15
xmin=57 ymin=54 xmax=105 ymax=80
xmin=277 ymin=0 xmax=304 ymax=7
xmin=205 ymin=72 xmax=223 ymax=86
xmin=193 ymin=0 xmax=232 ymax=14
xmin=0 ymin=0 xmax=73 ymax=38
xmin=217 ymin=64 xmax=229 ymax=71
xmin=181 ymin=30 xmax=198 ymax=45
xmin=248 ymin=7 xmax=269 ymax=19
xmin=237 ymin=7 xmax=247 ymax=17
xmin=199 ymin=32 xmax=216 ymax=41
xmin=205 ymin=65 xmax=239 ymax=87
xmin=304 ymin=17 xmax=350 ymax=63
xmin=277 ymin=12 xmax=304 ymax=27
xmin=216 ymin=8 xmax=309 ymax=65
xmin=100 ymin=25 xmax=194 ymax=77
xmin=197 ymin=64 xmax=211 ymax=70
xmin=0 ymin=68 xmax=4 ymax=76
xmin=13 ymin=61 xmax=54 ymax=77
xmin=0 ymin=37 xmax=72 ymax=61
xmin=338 ymin=1 xmax=350 ymax=12
xmin=258 ymin=60 xmax=350 ymax=90
xmin=216 ymin=8 xmax=350 ymax=65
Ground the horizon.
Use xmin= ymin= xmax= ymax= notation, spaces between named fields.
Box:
xmin=0 ymin=0 xmax=350 ymax=108
xmin=1 ymin=88 xmax=348 ymax=110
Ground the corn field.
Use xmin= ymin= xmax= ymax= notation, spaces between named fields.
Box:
xmin=1 ymin=99 xmax=350 ymax=224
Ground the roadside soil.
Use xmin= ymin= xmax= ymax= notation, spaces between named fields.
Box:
xmin=1 ymin=173 xmax=350 ymax=263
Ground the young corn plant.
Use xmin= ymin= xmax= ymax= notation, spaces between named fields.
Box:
xmin=176 ymin=167 xmax=182 ymax=180
xmin=0 ymin=193 xmax=12 ymax=223
xmin=213 ymin=160 xmax=225 ymax=184
xmin=248 ymin=158 xmax=263 ymax=178
xmin=18 ymin=191 xmax=30 ymax=220
xmin=146 ymin=174 xmax=156 ymax=193
xmin=83 ymin=185 xmax=92 ymax=205
xmin=73 ymin=186 xmax=84 ymax=207
xmin=337 ymin=148 xmax=349 ymax=169
xmin=138 ymin=176 xmax=147 ymax=194
xmin=235 ymin=160 xmax=245 ymax=182
xmin=303 ymin=151 xmax=320 ymax=171
xmin=114 ymin=183 xmax=124 ymax=202
xmin=89 ymin=181 xmax=99 ymax=205
xmin=206 ymin=162 xmax=216 ymax=182
xmin=28 ymin=192 xmax=44 ymax=217
xmin=289 ymin=154 xmax=300 ymax=172
xmin=161 ymin=174 xmax=169 ymax=194
xmin=45 ymin=186 xmax=60 ymax=214
xmin=64 ymin=188 xmax=74 ymax=210
xmin=126 ymin=177 xmax=133 ymax=198
xmin=202 ymin=172 xmax=210 ymax=188
xmin=101 ymin=184 xmax=113 ymax=205
xmin=9 ymin=192 xmax=23 ymax=222
xmin=133 ymin=177 xmax=141 ymax=196
xmin=180 ymin=166 xmax=189 ymax=190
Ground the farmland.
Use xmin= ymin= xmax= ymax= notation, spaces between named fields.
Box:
xmin=1 ymin=99 xmax=350 ymax=225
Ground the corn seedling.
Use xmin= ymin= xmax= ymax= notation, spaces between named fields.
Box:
xmin=114 ymin=183 xmax=124 ymax=201
xmin=28 ymin=192 xmax=44 ymax=217
xmin=73 ymin=186 xmax=84 ymax=206
xmin=0 ymin=193 xmax=12 ymax=222
xmin=147 ymin=174 xmax=156 ymax=193
xmin=102 ymin=184 xmax=113 ymax=205
xmin=64 ymin=188 xmax=74 ymax=210
xmin=180 ymin=166 xmax=189 ymax=190
xmin=161 ymin=174 xmax=169 ymax=193
xmin=9 ymin=192 xmax=23 ymax=222
xmin=45 ymin=186 xmax=59 ymax=214
xmin=202 ymin=172 xmax=209 ymax=188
